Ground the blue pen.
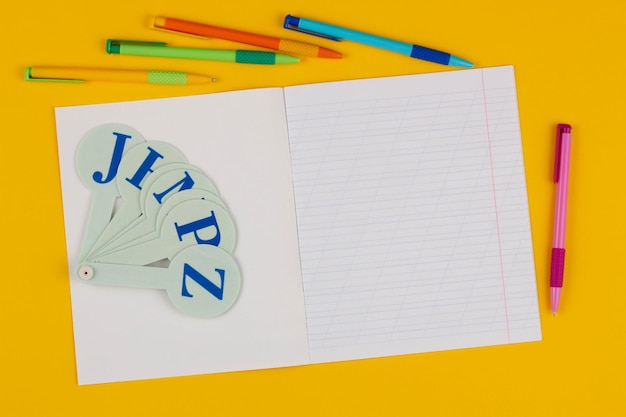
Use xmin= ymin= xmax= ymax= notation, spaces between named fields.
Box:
xmin=284 ymin=15 xmax=473 ymax=68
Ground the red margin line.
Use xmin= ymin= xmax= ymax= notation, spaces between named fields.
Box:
xmin=480 ymin=69 xmax=511 ymax=342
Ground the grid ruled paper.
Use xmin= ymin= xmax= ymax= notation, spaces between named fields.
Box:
xmin=285 ymin=67 xmax=541 ymax=363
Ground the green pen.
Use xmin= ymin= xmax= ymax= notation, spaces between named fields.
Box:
xmin=106 ymin=40 xmax=300 ymax=64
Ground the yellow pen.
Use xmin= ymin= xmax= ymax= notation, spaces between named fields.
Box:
xmin=24 ymin=66 xmax=216 ymax=85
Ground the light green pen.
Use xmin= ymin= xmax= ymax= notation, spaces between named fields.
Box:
xmin=106 ymin=40 xmax=300 ymax=64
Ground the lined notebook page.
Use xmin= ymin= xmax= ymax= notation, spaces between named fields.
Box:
xmin=284 ymin=67 xmax=541 ymax=363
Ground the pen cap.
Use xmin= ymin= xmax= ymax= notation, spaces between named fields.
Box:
xmin=106 ymin=40 xmax=166 ymax=54
xmin=24 ymin=67 xmax=83 ymax=83
xmin=151 ymin=16 xmax=213 ymax=40
xmin=553 ymin=124 xmax=572 ymax=183
xmin=284 ymin=15 xmax=300 ymax=28
xmin=283 ymin=15 xmax=340 ymax=41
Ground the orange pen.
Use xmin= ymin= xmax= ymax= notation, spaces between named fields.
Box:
xmin=152 ymin=16 xmax=342 ymax=59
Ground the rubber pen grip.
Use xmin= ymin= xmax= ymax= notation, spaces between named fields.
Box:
xmin=550 ymin=248 xmax=565 ymax=287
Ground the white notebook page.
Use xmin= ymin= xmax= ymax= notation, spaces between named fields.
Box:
xmin=55 ymin=88 xmax=310 ymax=384
xmin=285 ymin=67 xmax=541 ymax=363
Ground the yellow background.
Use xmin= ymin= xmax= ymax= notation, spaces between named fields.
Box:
xmin=2 ymin=0 xmax=625 ymax=415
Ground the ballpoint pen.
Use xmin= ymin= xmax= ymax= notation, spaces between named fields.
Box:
xmin=106 ymin=40 xmax=300 ymax=64
xmin=283 ymin=15 xmax=473 ymax=68
xmin=550 ymin=124 xmax=573 ymax=316
xmin=24 ymin=66 xmax=216 ymax=84
xmin=151 ymin=16 xmax=342 ymax=59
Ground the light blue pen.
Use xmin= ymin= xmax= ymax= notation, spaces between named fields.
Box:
xmin=284 ymin=15 xmax=473 ymax=68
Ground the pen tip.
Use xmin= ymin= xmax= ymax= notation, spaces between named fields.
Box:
xmin=448 ymin=55 xmax=473 ymax=68
xmin=317 ymin=48 xmax=343 ymax=59
xmin=552 ymin=312 xmax=557 ymax=317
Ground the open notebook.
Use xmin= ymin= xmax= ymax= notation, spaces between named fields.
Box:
xmin=55 ymin=66 xmax=541 ymax=385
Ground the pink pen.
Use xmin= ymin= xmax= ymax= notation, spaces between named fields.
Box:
xmin=550 ymin=124 xmax=573 ymax=315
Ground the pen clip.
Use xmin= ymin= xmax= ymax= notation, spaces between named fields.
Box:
xmin=106 ymin=39 xmax=167 ymax=53
xmin=283 ymin=15 xmax=341 ymax=42
xmin=150 ymin=17 xmax=211 ymax=40
xmin=23 ymin=67 xmax=84 ymax=83
xmin=553 ymin=124 xmax=572 ymax=183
